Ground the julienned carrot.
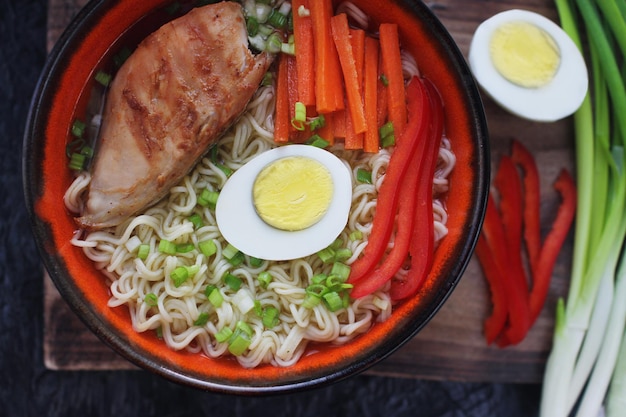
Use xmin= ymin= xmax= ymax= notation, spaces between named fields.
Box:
xmin=330 ymin=13 xmax=366 ymax=135
xmin=363 ymin=36 xmax=379 ymax=153
xmin=379 ymin=23 xmax=407 ymax=136
xmin=310 ymin=0 xmax=344 ymax=113
xmin=317 ymin=111 xmax=335 ymax=145
xmin=344 ymin=109 xmax=363 ymax=149
xmin=292 ymin=0 xmax=315 ymax=106
xmin=274 ymin=54 xmax=290 ymax=143
xmin=529 ymin=169 xmax=576 ymax=323
xmin=511 ymin=139 xmax=542 ymax=272
xmin=350 ymin=29 xmax=365 ymax=85
xmin=348 ymin=76 xmax=427 ymax=284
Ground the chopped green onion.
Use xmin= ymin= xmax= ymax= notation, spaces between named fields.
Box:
xmin=379 ymin=121 xmax=396 ymax=147
xmin=291 ymin=101 xmax=307 ymax=131
xmin=334 ymin=248 xmax=353 ymax=262
xmin=306 ymin=134 xmax=330 ymax=148
xmin=380 ymin=74 xmax=389 ymax=87
xmin=306 ymin=284 xmax=328 ymax=298
xmin=144 ymin=293 xmax=158 ymax=307
xmin=308 ymin=114 xmax=326 ymax=131
xmin=65 ymin=138 xmax=85 ymax=158
xmin=158 ymin=239 xmax=177 ymax=255
xmin=156 ymin=326 xmax=163 ymax=339
xmin=330 ymin=262 xmax=351 ymax=281
xmin=94 ymin=70 xmax=112 ymax=87
xmin=323 ymin=291 xmax=343 ymax=312
xmin=232 ymin=289 xmax=255 ymax=314
xmin=124 ymin=235 xmax=142 ymax=253
xmin=193 ymin=312 xmax=209 ymax=326
xmin=262 ymin=307 xmax=280 ymax=328
xmin=249 ymin=256 xmax=264 ymax=267
xmin=253 ymin=299 xmax=263 ymax=317
xmin=317 ymin=247 xmax=336 ymax=263
xmin=223 ymin=273 xmax=242 ymax=291
xmin=228 ymin=251 xmax=245 ymax=266
xmin=175 ymin=243 xmax=195 ymax=253
xmin=349 ymin=230 xmax=363 ymax=241
xmin=206 ymin=286 xmax=223 ymax=307
xmin=312 ymin=273 xmax=327 ymax=285
xmin=258 ymin=271 xmax=273 ymax=288
xmin=171 ymin=266 xmax=189 ymax=287
xmin=302 ymin=292 xmax=321 ymax=308
xmin=266 ymin=33 xmax=283 ymax=53
xmin=197 ymin=188 xmax=219 ymax=208
xmin=198 ymin=240 xmax=217 ymax=258
xmin=246 ymin=15 xmax=259 ymax=36
xmin=71 ymin=119 xmax=86 ymax=138
xmin=261 ymin=72 xmax=274 ymax=86
xmin=267 ymin=9 xmax=287 ymax=28
xmin=188 ymin=213 xmax=203 ymax=229
xmin=228 ymin=332 xmax=251 ymax=356
xmin=137 ymin=244 xmax=150 ymax=260
xmin=223 ymin=244 xmax=244 ymax=266
xmin=356 ymin=168 xmax=373 ymax=184
xmin=68 ymin=153 xmax=86 ymax=171
xmin=236 ymin=320 xmax=253 ymax=337
xmin=281 ymin=34 xmax=295 ymax=55
xmin=215 ymin=326 xmax=233 ymax=343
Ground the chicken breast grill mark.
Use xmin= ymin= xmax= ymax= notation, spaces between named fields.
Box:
xmin=76 ymin=2 xmax=274 ymax=230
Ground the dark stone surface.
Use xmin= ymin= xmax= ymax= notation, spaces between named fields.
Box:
xmin=0 ymin=0 xmax=540 ymax=415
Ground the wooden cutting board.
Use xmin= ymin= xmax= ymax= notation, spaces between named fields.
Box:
xmin=44 ymin=0 xmax=575 ymax=382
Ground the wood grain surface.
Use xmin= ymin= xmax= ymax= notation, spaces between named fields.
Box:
xmin=44 ymin=0 xmax=575 ymax=383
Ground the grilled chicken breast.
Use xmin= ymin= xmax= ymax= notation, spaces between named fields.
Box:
xmin=76 ymin=2 xmax=274 ymax=230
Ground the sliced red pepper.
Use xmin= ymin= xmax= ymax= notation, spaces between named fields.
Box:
xmin=475 ymin=233 xmax=508 ymax=344
xmin=494 ymin=155 xmax=529 ymax=295
xmin=348 ymin=76 xmax=428 ymax=284
xmin=511 ymin=139 xmax=542 ymax=272
xmin=529 ymin=169 xmax=576 ymax=323
xmin=389 ymin=78 xmax=443 ymax=301
xmin=480 ymin=193 xmax=531 ymax=347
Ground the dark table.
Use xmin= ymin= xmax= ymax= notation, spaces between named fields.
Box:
xmin=0 ymin=0 xmax=540 ymax=415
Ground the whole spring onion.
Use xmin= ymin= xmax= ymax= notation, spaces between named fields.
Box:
xmin=540 ymin=1 xmax=626 ymax=416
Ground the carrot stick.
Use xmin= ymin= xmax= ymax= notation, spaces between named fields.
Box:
xmin=377 ymin=52 xmax=388 ymax=128
xmin=379 ymin=23 xmax=407 ymax=136
xmin=333 ymin=109 xmax=347 ymax=138
xmin=317 ymin=111 xmax=335 ymax=145
xmin=363 ymin=36 xmax=379 ymax=153
xmin=330 ymin=13 xmax=366 ymax=135
xmin=292 ymin=0 xmax=315 ymax=106
xmin=287 ymin=54 xmax=299 ymax=138
xmin=310 ymin=0 xmax=344 ymax=113
xmin=274 ymin=54 xmax=290 ymax=143
xmin=344 ymin=109 xmax=363 ymax=149
xmin=350 ymin=29 xmax=365 ymax=88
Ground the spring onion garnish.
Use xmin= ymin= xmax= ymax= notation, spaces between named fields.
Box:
xmin=246 ymin=15 xmax=260 ymax=36
xmin=198 ymin=240 xmax=217 ymax=258
xmin=144 ymin=293 xmax=158 ymax=307
xmin=232 ymin=288 xmax=255 ymax=314
xmin=71 ymin=119 xmax=86 ymax=138
xmin=266 ymin=32 xmax=283 ymax=53
xmin=227 ymin=321 xmax=253 ymax=356
xmin=292 ymin=101 xmax=307 ymax=130
xmin=262 ymin=306 xmax=280 ymax=328
xmin=261 ymin=71 xmax=274 ymax=86
xmin=215 ymin=326 xmax=233 ymax=343
xmin=267 ymin=9 xmax=287 ymax=28
xmin=317 ymin=247 xmax=336 ymax=263
xmin=308 ymin=114 xmax=326 ymax=131
xmin=68 ymin=153 xmax=86 ymax=171
xmin=188 ymin=213 xmax=203 ymax=229
xmin=323 ymin=291 xmax=343 ymax=312
xmin=349 ymin=230 xmax=363 ymax=241
xmin=197 ymin=188 xmax=219 ymax=209
xmin=137 ymin=244 xmax=150 ymax=260
xmin=158 ymin=239 xmax=178 ymax=255
xmin=223 ymin=244 xmax=245 ymax=266
xmin=193 ymin=312 xmax=210 ymax=327
xmin=171 ymin=266 xmax=189 ymax=287
xmin=175 ymin=243 xmax=194 ymax=253
xmin=356 ymin=168 xmax=372 ymax=184
xmin=249 ymin=256 xmax=264 ymax=267
xmin=306 ymin=134 xmax=330 ymax=148
xmin=205 ymin=285 xmax=223 ymax=307
xmin=223 ymin=273 xmax=243 ymax=291
xmin=94 ymin=70 xmax=112 ymax=87
xmin=380 ymin=74 xmax=390 ymax=87
xmin=281 ymin=34 xmax=295 ymax=55
xmin=379 ymin=121 xmax=395 ymax=147
xmin=258 ymin=271 xmax=272 ymax=288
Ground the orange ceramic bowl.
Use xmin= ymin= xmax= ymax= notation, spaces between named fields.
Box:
xmin=24 ymin=0 xmax=488 ymax=394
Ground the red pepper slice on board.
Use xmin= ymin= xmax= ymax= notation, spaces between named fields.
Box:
xmin=475 ymin=233 xmax=509 ymax=344
xmin=529 ymin=169 xmax=576 ymax=323
xmin=389 ymin=78 xmax=443 ymax=301
xmin=480 ymin=193 xmax=531 ymax=347
xmin=348 ymin=76 xmax=428 ymax=284
xmin=511 ymin=139 xmax=542 ymax=273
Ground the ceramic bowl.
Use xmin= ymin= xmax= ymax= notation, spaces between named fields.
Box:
xmin=24 ymin=0 xmax=489 ymax=394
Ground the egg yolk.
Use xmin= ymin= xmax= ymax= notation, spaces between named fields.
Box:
xmin=489 ymin=21 xmax=560 ymax=88
xmin=253 ymin=156 xmax=334 ymax=231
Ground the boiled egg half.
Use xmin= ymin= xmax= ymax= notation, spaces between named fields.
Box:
xmin=215 ymin=145 xmax=353 ymax=261
xmin=468 ymin=9 xmax=588 ymax=122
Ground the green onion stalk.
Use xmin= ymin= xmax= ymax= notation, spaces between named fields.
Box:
xmin=541 ymin=0 xmax=626 ymax=416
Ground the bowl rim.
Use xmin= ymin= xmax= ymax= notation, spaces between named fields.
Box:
xmin=23 ymin=0 xmax=489 ymax=394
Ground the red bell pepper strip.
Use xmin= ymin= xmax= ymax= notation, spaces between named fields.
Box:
xmin=480 ymin=193 xmax=531 ymax=347
xmin=511 ymin=139 xmax=542 ymax=273
xmin=475 ymin=233 xmax=509 ymax=344
xmin=389 ymin=78 xmax=443 ymax=301
xmin=529 ymin=169 xmax=576 ymax=323
xmin=348 ymin=76 xmax=428 ymax=285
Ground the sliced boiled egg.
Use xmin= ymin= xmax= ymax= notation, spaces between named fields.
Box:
xmin=468 ymin=9 xmax=588 ymax=122
xmin=215 ymin=144 xmax=353 ymax=261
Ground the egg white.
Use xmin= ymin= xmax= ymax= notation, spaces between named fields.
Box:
xmin=215 ymin=144 xmax=353 ymax=261
xmin=469 ymin=9 xmax=588 ymax=122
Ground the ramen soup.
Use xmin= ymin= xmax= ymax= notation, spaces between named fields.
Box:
xmin=63 ymin=0 xmax=456 ymax=368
